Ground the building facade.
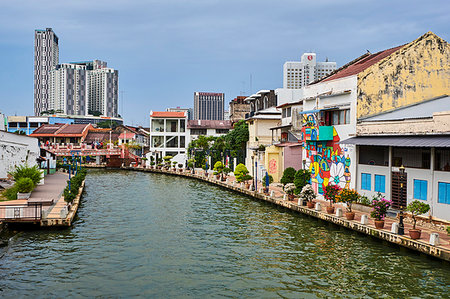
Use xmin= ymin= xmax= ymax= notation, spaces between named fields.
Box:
xmin=86 ymin=63 xmax=119 ymax=117
xmin=283 ymin=53 xmax=336 ymax=89
xmin=194 ymin=92 xmax=224 ymax=120
xmin=149 ymin=111 xmax=188 ymax=159
xmin=49 ymin=63 xmax=88 ymax=115
xmin=34 ymin=28 xmax=59 ymax=116
xmin=229 ymin=96 xmax=250 ymax=123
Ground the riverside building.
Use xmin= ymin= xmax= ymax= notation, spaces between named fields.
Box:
xmin=34 ymin=28 xmax=59 ymax=116
xmin=194 ymin=92 xmax=224 ymax=120
xmin=283 ymin=53 xmax=336 ymax=89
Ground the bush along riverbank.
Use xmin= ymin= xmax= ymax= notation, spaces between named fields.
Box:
xmin=63 ymin=168 xmax=87 ymax=202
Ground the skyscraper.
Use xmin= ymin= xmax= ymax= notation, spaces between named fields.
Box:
xmin=34 ymin=28 xmax=59 ymax=115
xmin=194 ymin=92 xmax=224 ymax=120
xmin=283 ymin=53 xmax=336 ymax=89
xmin=86 ymin=61 xmax=118 ymax=117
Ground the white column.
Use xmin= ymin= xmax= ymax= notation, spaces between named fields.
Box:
xmin=430 ymin=147 xmax=435 ymax=217
xmin=388 ymin=146 xmax=392 ymax=201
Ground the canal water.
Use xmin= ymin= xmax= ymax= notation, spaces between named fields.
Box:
xmin=0 ymin=170 xmax=449 ymax=298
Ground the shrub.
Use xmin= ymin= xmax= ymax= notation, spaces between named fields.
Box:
xmin=239 ymin=174 xmax=253 ymax=183
xmin=262 ymin=173 xmax=273 ymax=187
xmin=3 ymin=185 xmax=19 ymax=200
xmin=234 ymin=163 xmax=249 ymax=182
xmin=323 ymin=184 xmax=341 ymax=206
xmin=223 ymin=167 xmax=232 ymax=175
xmin=294 ymin=169 xmax=311 ymax=194
xmin=299 ymin=184 xmax=315 ymax=203
xmin=370 ymin=196 xmax=392 ymax=221
xmin=9 ymin=164 xmax=42 ymax=186
xmin=213 ymin=161 xmax=224 ymax=173
xmin=280 ymin=167 xmax=296 ymax=186
xmin=406 ymin=200 xmax=430 ymax=230
xmin=358 ymin=195 xmax=372 ymax=206
xmin=337 ymin=188 xmax=360 ymax=212
xmin=284 ymin=183 xmax=296 ymax=195
xmin=16 ymin=178 xmax=35 ymax=193
xmin=63 ymin=168 xmax=87 ymax=202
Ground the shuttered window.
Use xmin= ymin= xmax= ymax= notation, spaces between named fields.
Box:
xmin=374 ymin=175 xmax=385 ymax=193
xmin=361 ymin=173 xmax=371 ymax=191
xmin=438 ymin=182 xmax=450 ymax=204
xmin=413 ymin=179 xmax=427 ymax=201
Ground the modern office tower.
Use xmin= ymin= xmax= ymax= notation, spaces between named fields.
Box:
xmin=34 ymin=28 xmax=59 ymax=115
xmin=283 ymin=53 xmax=337 ymax=89
xmin=194 ymin=92 xmax=224 ymax=120
xmin=48 ymin=63 xmax=88 ymax=115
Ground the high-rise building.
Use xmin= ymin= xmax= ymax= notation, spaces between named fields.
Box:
xmin=85 ymin=61 xmax=118 ymax=117
xmin=283 ymin=53 xmax=336 ymax=89
xmin=194 ymin=92 xmax=224 ymax=120
xmin=49 ymin=63 xmax=88 ymax=115
xmin=34 ymin=28 xmax=59 ymax=116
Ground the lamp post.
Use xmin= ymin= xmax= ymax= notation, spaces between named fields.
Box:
xmin=398 ymin=165 xmax=406 ymax=235
xmin=303 ymin=159 xmax=306 ymax=170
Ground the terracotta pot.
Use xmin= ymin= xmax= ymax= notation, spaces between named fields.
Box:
xmin=374 ymin=220 xmax=385 ymax=229
xmin=409 ymin=229 xmax=421 ymax=240
xmin=288 ymin=194 xmax=295 ymax=201
xmin=345 ymin=212 xmax=355 ymax=220
xmin=326 ymin=206 xmax=335 ymax=214
xmin=306 ymin=201 xmax=315 ymax=209
xmin=245 ymin=183 xmax=250 ymax=189
xmin=216 ymin=175 xmax=220 ymax=179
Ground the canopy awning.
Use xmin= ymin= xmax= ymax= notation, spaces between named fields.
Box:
xmin=340 ymin=135 xmax=450 ymax=147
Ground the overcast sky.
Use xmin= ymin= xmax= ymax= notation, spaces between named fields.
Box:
xmin=0 ymin=0 xmax=448 ymax=126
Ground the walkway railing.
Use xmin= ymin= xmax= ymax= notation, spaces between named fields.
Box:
xmin=0 ymin=204 xmax=42 ymax=221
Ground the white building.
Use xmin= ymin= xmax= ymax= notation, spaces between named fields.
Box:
xmin=283 ymin=53 xmax=336 ymax=89
xmin=148 ymin=111 xmax=188 ymax=161
xmin=186 ymin=119 xmax=232 ymax=146
xmin=49 ymin=63 xmax=88 ymax=115
xmin=34 ymin=28 xmax=59 ymax=116
xmin=87 ymin=63 xmax=119 ymax=117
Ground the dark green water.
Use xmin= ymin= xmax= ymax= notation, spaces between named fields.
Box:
xmin=0 ymin=170 xmax=449 ymax=298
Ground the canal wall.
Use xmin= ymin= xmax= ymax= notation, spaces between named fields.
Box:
xmin=121 ymin=166 xmax=450 ymax=262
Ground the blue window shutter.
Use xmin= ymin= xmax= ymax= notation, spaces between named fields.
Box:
xmin=381 ymin=176 xmax=385 ymax=193
xmin=447 ymin=183 xmax=450 ymax=204
xmin=414 ymin=180 xmax=420 ymax=200
xmin=361 ymin=173 xmax=371 ymax=190
xmin=438 ymin=183 xmax=444 ymax=203
xmin=421 ymin=180 xmax=427 ymax=201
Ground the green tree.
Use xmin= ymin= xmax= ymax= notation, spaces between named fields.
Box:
xmin=294 ymin=169 xmax=311 ymax=195
xmin=225 ymin=120 xmax=249 ymax=156
xmin=280 ymin=167 xmax=296 ymax=186
xmin=97 ymin=120 xmax=119 ymax=129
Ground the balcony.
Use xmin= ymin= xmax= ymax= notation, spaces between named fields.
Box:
xmin=302 ymin=126 xmax=334 ymax=141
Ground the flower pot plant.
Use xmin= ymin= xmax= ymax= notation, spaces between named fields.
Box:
xmin=370 ymin=193 xmax=392 ymax=229
xmin=16 ymin=177 xmax=35 ymax=199
xmin=150 ymin=162 xmax=156 ymax=169
xmin=234 ymin=163 xmax=249 ymax=183
xmin=323 ymin=184 xmax=341 ymax=214
xmin=178 ymin=163 xmax=183 ymax=172
xmin=299 ymin=184 xmax=316 ymax=208
xmin=213 ymin=161 xmax=224 ymax=180
xmin=283 ymin=183 xmax=296 ymax=200
xmin=172 ymin=161 xmax=177 ymax=171
xmin=280 ymin=167 xmax=296 ymax=186
xmin=337 ymin=188 xmax=360 ymax=220
xmin=241 ymin=174 xmax=253 ymax=189
xmin=222 ymin=167 xmax=231 ymax=181
xmin=406 ymin=200 xmax=430 ymax=240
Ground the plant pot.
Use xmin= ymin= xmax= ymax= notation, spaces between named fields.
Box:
xmin=307 ymin=201 xmax=315 ymax=209
xmin=17 ymin=192 xmax=31 ymax=200
xmin=302 ymin=200 xmax=307 ymax=206
xmin=288 ymin=194 xmax=295 ymax=201
xmin=409 ymin=229 xmax=421 ymax=240
xmin=216 ymin=175 xmax=220 ymax=179
xmin=345 ymin=212 xmax=355 ymax=220
xmin=326 ymin=206 xmax=335 ymax=214
xmin=245 ymin=183 xmax=250 ymax=189
xmin=374 ymin=220 xmax=385 ymax=229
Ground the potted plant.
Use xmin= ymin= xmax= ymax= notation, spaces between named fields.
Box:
xmin=178 ymin=163 xmax=183 ymax=172
xmin=157 ymin=163 xmax=163 ymax=170
xmin=283 ymin=183 xmax=296 ymax=200
xmin=16 ymin=177 xmax=35 ymax=199
xmin=294 ymin=169 xmax=311 ymax=195
xmin=280 ymin=167 xmax=296 ymax=186
xmin=213 ymin=161 xmax=224 ymax=180
xmin=406 ymin=200 xmax=430 ymax=240
xmin=222 ymin=167 xmax=231 ymax=181
xmin=234 ymin=163 xmax=249 ymax=184
xmin=241 ymin=174 xmax=253 ymax=189
xmin=188 ymin=159 xmax=195 ymax=174
xmin=323 ymin=184 xmax=341 ymax=214
xmin=262 ymin=173 xmax=273 ymax=194
xmin=172 ymin=161 xmax=177 ymax=171
xmin=202 ymin=164 xmax=208 ymax=177
xmin=299 ymin=184 xmax=316 ymax=208
xmin=370 ymin=194 xmax=392 ymax=229
xmin=337 ymin=188 xmax=360 ymax=220
xmin=150 ymin=161 xmax=156 ymax=169
xmin=163 ymin=156 xmax=172 ymax=170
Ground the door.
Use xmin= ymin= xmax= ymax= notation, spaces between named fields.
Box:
xmin=391 ymin=171 xmax=407 ymax=209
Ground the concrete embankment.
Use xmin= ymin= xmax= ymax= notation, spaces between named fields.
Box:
xmin=122 ymin=166 xmax=450 ymax=263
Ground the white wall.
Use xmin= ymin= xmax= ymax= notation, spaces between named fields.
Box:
xmin=0 ymin=131 xmax=40 ymax=179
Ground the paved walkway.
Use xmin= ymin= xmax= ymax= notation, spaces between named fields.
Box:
xmin=29 ymin=172 xmax=69 ymax=207
xmin=193 ymin=168 xmax=450 ymax=250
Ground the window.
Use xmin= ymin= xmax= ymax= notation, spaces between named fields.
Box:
xmin=190 ymin=129 xmax=207 ymax=135
xmin=413 ymin=179 xmax=427 ymax=201
xmin=151 ymin=119 xmax=164 ymax=132
xmin=216 ymin=129 xmax=229 ymax=134
xmin=180 ymin=120 xmax=185 ymax=132
xmin=438 ymin=182 xmax=450 ymax=204
xmin=374 ymin=175 xmax=386 ymax=193
xmin=166 ymin=120 xmax=178 ymax=132
xmin=287 ymin=107 xmax=291 ymax=117
xmin=361 ymin=173 xmax=371 ymax=190
xmin=325 ymin=109 xmax=350 ymax=126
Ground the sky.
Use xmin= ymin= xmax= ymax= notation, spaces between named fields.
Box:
xmin=0 ymin=0 xmax=448 ymax=126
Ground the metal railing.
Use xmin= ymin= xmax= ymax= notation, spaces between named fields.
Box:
xmin=0 ymin=204 xmax=42 ymax=222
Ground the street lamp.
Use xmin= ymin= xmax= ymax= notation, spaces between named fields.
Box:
xmin=302 ymin=159 xmax=306 ymax=170
xmin=398 ymin=165 xmax=406 ymax=235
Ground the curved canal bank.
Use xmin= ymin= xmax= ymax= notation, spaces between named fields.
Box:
xmin=0 ymin=169 xmax=449 ymax=298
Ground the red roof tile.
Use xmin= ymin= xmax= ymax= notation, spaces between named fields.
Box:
xmin=150 ymin=111 xmax=186 ymax=118
xmin=58 ymin=124 xmax=90 ymax=134
xmin=315 ymin=45 xmax=405 ymax=83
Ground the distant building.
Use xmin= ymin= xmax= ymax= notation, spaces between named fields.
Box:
xmin=283 ymin=53 xmax=336 ymax=89
xmin=34 ymin=28 xmax=59 ymax=116
xmin=149 ymin=111 xmax=188 ymax=159
xmin=30 ymin=123 xmax=93 ymax=145
xmin=187 ymin=119 xmax=232 ymax=142
xmin=194 ymin=92 xmax=224 ymax=120
xmin=229 ymin=96 xmax=250 ymax=123
xmin=167 ymin=107 xmax=193 ymax=120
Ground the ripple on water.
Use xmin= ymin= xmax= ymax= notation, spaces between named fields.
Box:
xmin=0 ymin=169 xmax=449 ymax=298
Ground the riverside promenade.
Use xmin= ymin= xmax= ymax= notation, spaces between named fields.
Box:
xmin=123 ymin=166 xmax=450 ymax=262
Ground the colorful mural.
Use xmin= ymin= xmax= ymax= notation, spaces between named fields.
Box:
xmin=301 ymin=115 xmax=351 ymax=194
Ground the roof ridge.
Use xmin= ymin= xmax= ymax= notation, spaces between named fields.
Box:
xmin=54 ymin=123 xmax=68 ymax=135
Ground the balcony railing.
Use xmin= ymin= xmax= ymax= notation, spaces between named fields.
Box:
xmin=0 ymin=204 xmax=42 ymax=222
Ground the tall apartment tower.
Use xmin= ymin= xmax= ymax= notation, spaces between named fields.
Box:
xmin=86 ymin=61 xmax=118 ymax=117
xmin=283 ymin=53 xmax=337 ymax=89
xmin=34 ymin=28 xmax=59 ymax=115
xmin=48 ymin=63 xmax=88 ymax=115
xmin=194 ymin=92 xmax=224 ymax=120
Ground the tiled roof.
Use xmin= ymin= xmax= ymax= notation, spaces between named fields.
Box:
xmin=150 ymin=111 xmax=186 ymax=118
xmin=30 ymin=123 xmax=91 ymax=136
xmin=58 ymin=124 xmax=90 ymax=134
xmin=187 ymin=120 xmax=233 ymax=129
xmin=85 ymin=131 xmax=120 ymax=143
xmin=119 ymin=132 xmax=136 ymax=139
xmin=31 ymin=124 xmax=64 ymax=135
xmin=315 ymin=45 xmax=405 ymax=83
